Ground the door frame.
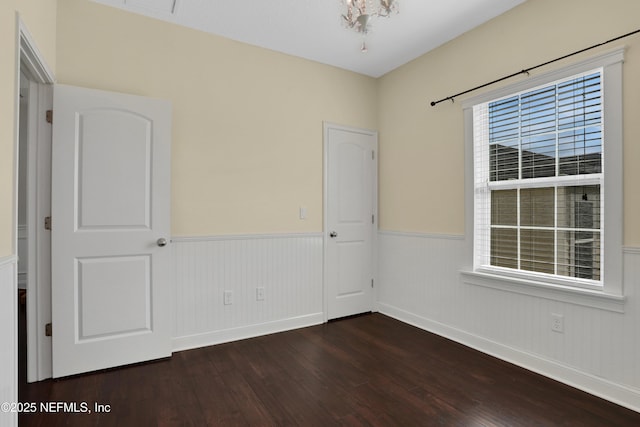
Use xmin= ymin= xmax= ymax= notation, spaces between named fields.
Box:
xmin=16 ymin=14 xmax=55 ymax=382
xmin=322 ymin=122 xmax=379 ymax=322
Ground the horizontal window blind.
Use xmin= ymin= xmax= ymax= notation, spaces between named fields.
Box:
xmin=474 ymin=70 xmax=603 ymax=286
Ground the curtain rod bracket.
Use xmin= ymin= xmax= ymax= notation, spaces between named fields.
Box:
xmin=430 ymin=96 xmax=454 ymax=107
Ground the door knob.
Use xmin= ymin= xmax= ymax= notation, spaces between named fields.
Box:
xmin=329 ymin=231 xmax=338 ymax=238
xmin=157 ymin=238 xmax=168 ymax=247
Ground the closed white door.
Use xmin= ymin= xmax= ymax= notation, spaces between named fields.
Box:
xmin=325 ymin=123 xmax=377 ymax=320
xmin=51 ymin=84 xmax=172 ymax=378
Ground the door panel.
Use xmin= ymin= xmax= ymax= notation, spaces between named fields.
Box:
xmin=52 ymin=84 xmax=172 ymax=378
xmin=77 ymin=255 xmax=151 ymax=339
xmin=77 ymin=109 xmax=152 ymax=229
xmin=337 ymin=242 xmax=365 ymax=295
xmin=325 ymin=124 xmax=377 ymax=320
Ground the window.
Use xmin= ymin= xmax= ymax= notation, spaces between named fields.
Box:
xmin=474 ymin=71 xmax=603 ymax=289
xmin=462 ymin=49 xmax=624 ymax=307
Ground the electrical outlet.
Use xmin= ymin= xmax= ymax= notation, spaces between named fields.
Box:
xmin=256 ymin=287 xmax=265 ymax=301
xmin=551 ymin=313 xmax=564 ymax=333
xmin=224 ymin=290 xmax=233 ymax=305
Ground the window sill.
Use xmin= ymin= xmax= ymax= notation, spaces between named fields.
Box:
xmin=460 ymin=270 xmax=625 ymax=313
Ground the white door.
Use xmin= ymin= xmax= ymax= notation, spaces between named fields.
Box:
xmin=325 ymin=123 xmax=377 ymax=320
xmin=51 ymin=84 xmax=172 ymax=378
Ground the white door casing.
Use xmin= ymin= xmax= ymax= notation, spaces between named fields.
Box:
xmin=18 ymin=18 xmax=56 ymax=385
xmin=25 ymin=81 xmax=53 ymax=382
xmin=51 ymin=84 xmax=172 ymax=378
xmin=324 ymin=123 xmax=377 ymax=320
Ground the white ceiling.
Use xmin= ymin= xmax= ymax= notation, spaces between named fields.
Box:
xmin=92 ymin=0 xmax=526 ymax=78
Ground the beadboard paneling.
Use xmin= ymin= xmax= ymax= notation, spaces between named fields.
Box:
xmin=0 ymin=257 xmax=17 ymax=427
xmin=378 ymin=231 xmax=640 ymax=412
xmin=172 ymin=234 xmax=324 ymax=351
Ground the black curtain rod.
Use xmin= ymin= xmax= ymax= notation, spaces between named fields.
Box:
xmin=430 ymin=28 xmax=640 ymax=107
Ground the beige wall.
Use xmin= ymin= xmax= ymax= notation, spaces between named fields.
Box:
xmin=5 ymin=0 xmax=640 ymax=249
xmin=0 ymin=0 xmax=56 ymax=257
xmin=56 ymin=0 xmax=378 ymax=237
xmin=378 ymin=0 xmax=640 ymax=245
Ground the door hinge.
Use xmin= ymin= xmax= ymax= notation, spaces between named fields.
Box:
xmin=45 ymin=323 xmax=52 ymax=337
xmin=44 ymin=216 xmax=52 ymax=230
xmin=371 ymin=279 xmax=374 ymax=288
xmin=372 ymin=150 xmax=375 ymax=160
xmin=46 ymin=110 xmax=53 ymax=124
xmin=372 ymin=214 xmax=375 ymax=224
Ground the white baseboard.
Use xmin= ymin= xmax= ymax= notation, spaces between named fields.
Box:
xmin=378 ymin=302 xmax=640 ymax=413
xmin=172 ymin=312 xmax=324 ymax=352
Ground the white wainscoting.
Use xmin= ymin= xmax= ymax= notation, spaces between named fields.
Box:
xmin=171 ymin=233 xmax=324 ymax=351
xmin=0 ymin=256 xmax=17 ymax=427
xmin=378 ymin=230 xmax=640 ymax=413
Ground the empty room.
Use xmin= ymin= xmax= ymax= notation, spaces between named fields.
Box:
xmin=2 ymin=0 xmax=640 ymax=425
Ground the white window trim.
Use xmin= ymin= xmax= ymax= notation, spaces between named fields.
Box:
xmin=461 ymin=47 xmax=625 ymax=312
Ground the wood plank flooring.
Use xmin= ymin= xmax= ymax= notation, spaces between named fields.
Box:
xmin=19 ymin=313 xmax=640 ymax=426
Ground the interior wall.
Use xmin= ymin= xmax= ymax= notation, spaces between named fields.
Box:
xmin=55 ymin=0 xmax=378 ymax=238
xmin=376 ymin=0 xmax=640 ymax=411
xmin=377 ymin=0 xmax=640 ymax=245
xmin=0 ymin=0 xmax=56 ymax=258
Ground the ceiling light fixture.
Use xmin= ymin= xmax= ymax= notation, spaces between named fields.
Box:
xmin=341 ymin=0 xmax=399 ymax=52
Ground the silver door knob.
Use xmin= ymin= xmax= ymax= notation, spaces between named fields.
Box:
xmin=329 ymin=231 xmax=338 ymax=238
xmin=157 ymin=238 xmax=168 ymax=247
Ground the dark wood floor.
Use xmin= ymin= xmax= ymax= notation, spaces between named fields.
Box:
xmin=18 ymin=311 xmax=640 ymax=426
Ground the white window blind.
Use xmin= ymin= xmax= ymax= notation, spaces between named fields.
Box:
xmin=473 ymin=70 xmax=603 ymax=288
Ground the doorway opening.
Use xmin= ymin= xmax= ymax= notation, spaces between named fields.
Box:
xmin=17 ymin=70 xmax=29 ymax=386
xmin=15 ymin=17 xmax=55 ymax=386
